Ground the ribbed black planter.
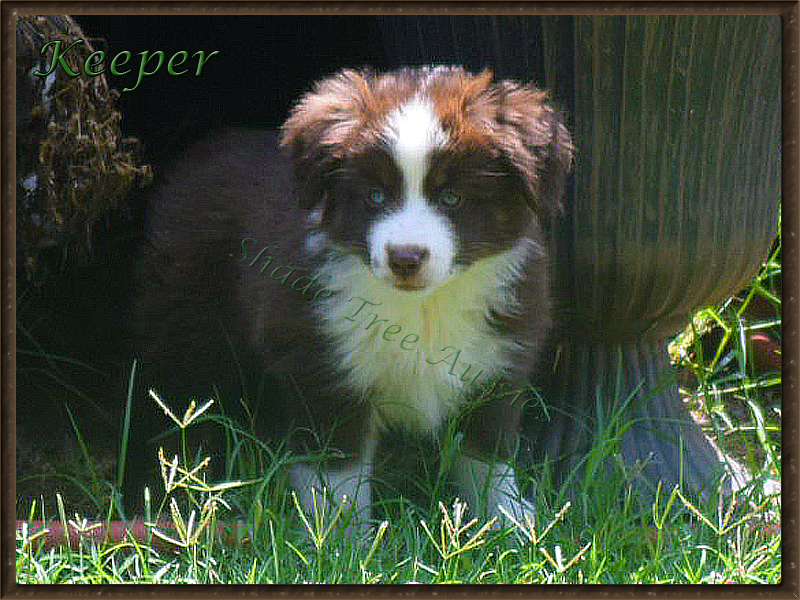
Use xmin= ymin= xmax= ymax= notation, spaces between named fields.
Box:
xmin=529 ymin=339 xmax=750 ymax=498
xmin=533 ymin=15 xmax=781 ymax=498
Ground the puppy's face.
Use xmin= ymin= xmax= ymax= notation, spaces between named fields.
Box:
xmin=282 ymin=67 xmax=573 ymax=294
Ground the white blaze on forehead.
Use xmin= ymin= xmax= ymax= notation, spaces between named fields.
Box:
xmin=383 ymin=97 xmax=448 ymax=197
xmin=369 ymin=96 xmax=455 ymax=291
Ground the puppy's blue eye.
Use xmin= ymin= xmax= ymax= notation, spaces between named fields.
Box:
xmin=439 ymin=189 xmax=462 ymax=208
xmin=368 ymin=188 xmax=387 ymax=206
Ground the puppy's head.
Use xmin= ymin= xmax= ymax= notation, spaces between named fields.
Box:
xmin=281 ymin=66 xmax=573 ymax=294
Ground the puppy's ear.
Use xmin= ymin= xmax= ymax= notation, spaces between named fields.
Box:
xmin=535 ymin=109 xmax=573 ymax=214
xmin=491 ymin=84 xmax=574 ymax=216
xmin=281 ymin=69 xmax=375 ymax=208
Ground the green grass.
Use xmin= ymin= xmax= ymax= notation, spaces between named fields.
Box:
xmin=16 ymin=235 xmax=781 ymax=585
xmin=15 ymin=464 xmax=780 ymax=584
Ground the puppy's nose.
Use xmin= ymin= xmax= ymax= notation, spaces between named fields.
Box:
xmin=387 ymin=244 xmax=430 ymax=278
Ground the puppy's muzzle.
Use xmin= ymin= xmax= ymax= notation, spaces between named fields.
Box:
xmin=386 ymin=244 xmax=430 ymax=289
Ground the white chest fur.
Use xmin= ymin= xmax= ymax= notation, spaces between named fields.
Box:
xmin=313 ymin=245 xmax=529 ymax=435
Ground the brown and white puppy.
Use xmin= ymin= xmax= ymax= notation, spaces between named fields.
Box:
xmin=134 ymin=66 xmax=572 ymax=528
xmin=280 ymin=66 xmax=574 ymax=524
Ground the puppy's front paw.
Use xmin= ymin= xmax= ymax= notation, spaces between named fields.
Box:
xmin=289 ymin=461 xmax=372 ymax=540
xmin=494 ymin=495 xmax=536 ymax=532
xmin=454 ymin=455 xmax=536 ymax=529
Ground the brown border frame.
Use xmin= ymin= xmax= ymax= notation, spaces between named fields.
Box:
xmin=2 ymin=3 xmax=797 ymax=597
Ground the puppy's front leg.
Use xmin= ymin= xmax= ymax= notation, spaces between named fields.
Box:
xmin=457 ymin=380 xmax=536 ymax=525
